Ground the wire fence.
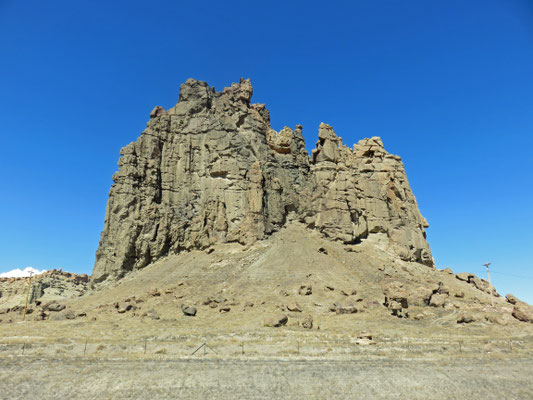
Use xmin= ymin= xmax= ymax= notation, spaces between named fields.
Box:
xmin=1 ymin=337 xmax=531 ymax=360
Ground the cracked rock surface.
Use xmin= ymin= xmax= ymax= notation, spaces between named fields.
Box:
xmin=93 ymin=78 xmax=433 ymax=283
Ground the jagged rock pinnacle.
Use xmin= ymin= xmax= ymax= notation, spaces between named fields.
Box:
xmin=92 ymin=79 xmax=433 ymax=283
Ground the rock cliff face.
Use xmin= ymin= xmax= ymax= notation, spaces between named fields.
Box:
xmin=93 ymin=79 xmax=432 ymax=283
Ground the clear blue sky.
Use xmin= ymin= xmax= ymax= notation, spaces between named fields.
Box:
xmin=1 ymin=1 xmax=532 ymax=303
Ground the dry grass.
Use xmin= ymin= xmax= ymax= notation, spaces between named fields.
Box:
xmin=1 ymin=355 xmax=532 ymax=399
xmin=1 ymin=223 xmax=533 ymax=398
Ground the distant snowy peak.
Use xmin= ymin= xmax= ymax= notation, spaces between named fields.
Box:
xmin=0 ymin=267 xmax=47 ymax=278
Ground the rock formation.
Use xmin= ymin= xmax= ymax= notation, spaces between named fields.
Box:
xmin=93 ymin=78 xmax=433 ymax=282
xmin=0 ymin=269 xmax=89 ymax=311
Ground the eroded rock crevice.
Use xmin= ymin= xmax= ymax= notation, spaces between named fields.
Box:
xmin=93 ymin=79 xmax=433 ymax=282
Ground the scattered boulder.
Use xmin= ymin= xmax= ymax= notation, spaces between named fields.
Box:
xmin=33 ymin=311 xmax=48 ymax=321
xmin=45 ymin=302 xmax=66 ymax=312
xmin=117 ymin=303 xmax=136 ymax=314
xmin=440 ymin=268 xmax=454 ymax=275
xmin=506 ymin=294 xmax=519 ymax=305
xmin=512 ymin=303 xmax=533 ymax=323
xmin=383 ymin=282 xmax=408 ymax=308
xmin=341 ymin=289 xmax=358 ymax=296
xmin=10 ymin=305 xmax=24 ymax=313
xmin=389 ymin=300 xmax=402 ymax=312
xmin=219 ymin=306 xmax=230 ymax=313
xmin=469 ymin=275 xmax=484 ymax=291
xmin=429 ymin=293 xmax=447 ymax=308
xmin=387 ymin=300 xmax=408 ymax=318
xmin=181 ymin=305 xmax=197 ymax=317
xmin=480 ymin=279 xmax=497 ymax=295
xmin=455 ymin=273 xmax=498 ymax=295
xmin=330 ymin=302 xmax=358 ymax=314
xmin=149 ymin=288 xmax=161 ymax=297
xmin=407 ymin=287 xmax=433 ymax=307
xmin=203 ymin=296 xmax=227 ymax=307
xmin=339 ymin=305 xmax=359 ymax=315
xmin=264 ymin=313 xmax=288 ymax=327
xmin=457 ymin=313 xmax=475 ymax=324
xmin=298 ymin=285 xmax=312 ymax=296
xmin=383 ymin=282 xmax=411 ymax=316
xmin=455 ymin=272 xmax=471 ymax=282
xmin=301 ymin=314 xmax=313 ymax=329
xmin=287 ymin=302 xmax=302 ymax=312
xmin=212 ymin=295 xmax=226 ymax=304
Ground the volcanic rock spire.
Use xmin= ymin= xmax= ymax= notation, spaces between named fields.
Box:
xmin=93 ymin=79 xmax=432 ymax=282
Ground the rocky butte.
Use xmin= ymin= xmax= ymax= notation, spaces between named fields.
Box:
xmin=93 ymin=78 xmax=433 ymax=283
xmin=3 ymin=78 xmax=533 ymax=400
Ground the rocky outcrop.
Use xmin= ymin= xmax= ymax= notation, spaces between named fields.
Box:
xmin=455 ymin=272 xmax=498 ymax=296
xmin=307 ymin=124 xmax=431 ymax=265
xmin=507 ymin=295 xmax=533 ymax=323
xmin=93 ymin=78 xmax=433 ymax=282
xmin=0 ymin=270 xmax=89 ymax=309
